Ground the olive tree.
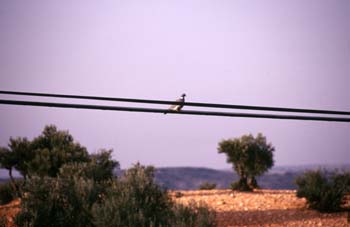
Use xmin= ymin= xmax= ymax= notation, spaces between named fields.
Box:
xmin=218 ymin=133 xmax=274 ymax=191
xmin=27 ymin=125 xmax=90 ymax=177
xmin=0 ymin=125 xmax=91 ymax=196
xmin=0 ymin=138 xmax=32 ymax=195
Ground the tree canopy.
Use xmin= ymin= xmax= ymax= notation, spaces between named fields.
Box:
xmin=28 ymin=125 xmax=90 ymax=177
xmin=0 ymin=125 xmax=119 ymax=196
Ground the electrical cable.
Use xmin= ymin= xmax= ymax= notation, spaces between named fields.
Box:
xmin=0 ymin=99 xmax=349 ymax=122
xmin=0 ymin=90 xmax=348 ymax=116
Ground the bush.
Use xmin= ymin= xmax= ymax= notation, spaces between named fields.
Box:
xmin=93 ymin=163 xmax=216 ymax=227
xmin=172 ymin=201 xmax=216 ymax=227
xmin=296 ymin=170 xmax=350 ymax=212
xmin=92 ymin=164 xmax=174 ymax=227
xmin=15 ymin=176 xmax=98 ymax=227
xmin=174 ymin=191 xmax=184 ymax=198
xmin=15 ymin=151 xmax=119 ymax=226
xmin=199 ymin=182 xmax=216 ymax=190
xmin=333 ymin=171 xmax=350 ymax=194
xmin=15 ymin=163 xmax=217 ymax=227
xmin=0 ymin=181 xmax=17 ymax=205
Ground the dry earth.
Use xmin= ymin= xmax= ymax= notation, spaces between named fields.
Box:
xmin=171 ymin=189 xmax=350 ymax=227
xmin=0 ymin=199 xmax=20 ymax=227
xmin=0 ymin=190 xmax=349 ymax=227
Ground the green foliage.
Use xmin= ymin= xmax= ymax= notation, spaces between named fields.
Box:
xmin=172 ymin=201 xmax=216 ymax=227
xmin=174 ymin=191 xmax=184 ymax=198
xmin=27 ymin=125 xmax=90 ymax=177
xmin=0 ymin=125 xmax=94 ymax=196
xmin=7 ymin=137 xmax=33 ymax=179
xmin=4 ymin=125 xmax=216 ymax=226
xmin=15 ymin=163 xmax=216 ymax=227
xmin=0 ymin=181 xmax=16 ymax=205
xmin=88 ymin=149 xmax=119 ymax=181
xmin=0 ymin=138 xmax=32 ymax=177
xmin=199 ymin=182 xmax=217 ymax=190
xmin=296 ymin=170 xmax=350 ymax=212
xmin=15 ymin=149 xmax=118 ymax=226
xmin=15 ymin=176 xmax=101 ymax=227
xmin=0 ymin=125 xmax=90 ymax=179
xmin=332 ymin=171 xmax=350 ymax=194
xmin=59 ymin=149 xmax=119 ymax=182
xmin=218 ymin=133 xmax=274 ymax=191
xmin=92 ymin=163 xmax=174 ymax=227
xmin=0 ymin=140 xmax=31 ymax=196
xmin=92 ymin=163 xmax=216 ymax=227
xmin=0 ymin=147 xmax=14 ymax=171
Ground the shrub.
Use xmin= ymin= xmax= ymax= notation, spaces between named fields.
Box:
xmin=333 ymin=171 xmax=350 ymax=194
xmin=15 ymin=151 xmax=119 ymax=226
xmin=92 ymin=163 xmax=175 ymax=227
xmin=15 ymin=163 xmax=217 ymax=227
xmin=0 ymin=181 xmax=17 ymax=205
xmin=93 ymin=163 xmax=216 ymax=227
xmin=172 ymin=201 xmax=216 ymax=227
xmin=174 ymin=191 xmax=184 ymax=198
xmin=15 ymin=176 xmax=99 ymax=227
xmin=199 ymin=182 xmax=217 ymax=190
xmin=295 ymin=170 xmax=350 ymax=212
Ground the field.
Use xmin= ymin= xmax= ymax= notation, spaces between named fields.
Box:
xmin=171 ymin=189 xmax=350 ymax=227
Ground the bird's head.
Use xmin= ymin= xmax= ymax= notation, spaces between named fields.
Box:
xmin=181 ymin=93 xmax=186 ymax=97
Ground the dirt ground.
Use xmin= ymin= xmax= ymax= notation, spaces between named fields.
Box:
xmin=1 ymin=190 xmax=349 ymax=227
xmin=171 ymin=189 xmax=350 ymax=227
xmin=0 ymin=199 xmax=20 ymax=227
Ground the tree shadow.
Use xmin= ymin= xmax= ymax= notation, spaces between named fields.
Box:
xmin=183 ymin=189 xmax=297 ymax=197
xmin=173 ymin=189 xmax=297 ymax=198
xmin=251 ymin=189 xmax=296 ymax=194
xmin=171 ymin=189 xmax=232 ymax=197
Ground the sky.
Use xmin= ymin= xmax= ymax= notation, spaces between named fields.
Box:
xmin=0 ymin=0 xmax=349 ymax=169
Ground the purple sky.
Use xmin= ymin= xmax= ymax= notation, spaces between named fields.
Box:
xmin=0 ymin=0 xmax=349 ymax=169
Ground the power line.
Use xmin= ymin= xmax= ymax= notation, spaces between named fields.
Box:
xmin=0 ymin=99 xmax=349 ymax=122
xmin=0 ymin=90 xmax=348 ymax=116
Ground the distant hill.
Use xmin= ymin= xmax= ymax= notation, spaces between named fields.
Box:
xmin=153 ymin=167 xmax=300 ymax=190
xmin=2 ymin=164 xmax=349 ymax=190
xmin=155 ymin=167 xmax=238 ymax=190
xmin=154 ymin=164 xmax=350 ymax=190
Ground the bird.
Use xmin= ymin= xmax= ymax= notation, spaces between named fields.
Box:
xmin=164 ymin=93 xmax=186 ymax=114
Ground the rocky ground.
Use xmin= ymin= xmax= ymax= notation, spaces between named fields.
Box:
xmin=0 ymin=199 xmax=20 ymax=227
xmin=1 ymin=190 xmax=349 ymax=227
xmin=171 ymin=189 xmax=350 ymax=227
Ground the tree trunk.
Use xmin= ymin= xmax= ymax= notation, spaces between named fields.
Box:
xmin=8 ymin=168 xmax=18 ymax=195
xmin=238 ymin=176 xmax=251 ymax=191
xmin=248 ymin=176 xmax=259 ymax=189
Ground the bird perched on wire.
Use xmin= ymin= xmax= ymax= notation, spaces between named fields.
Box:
xmin=164 ymin=93 xmax=186 ymax=114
